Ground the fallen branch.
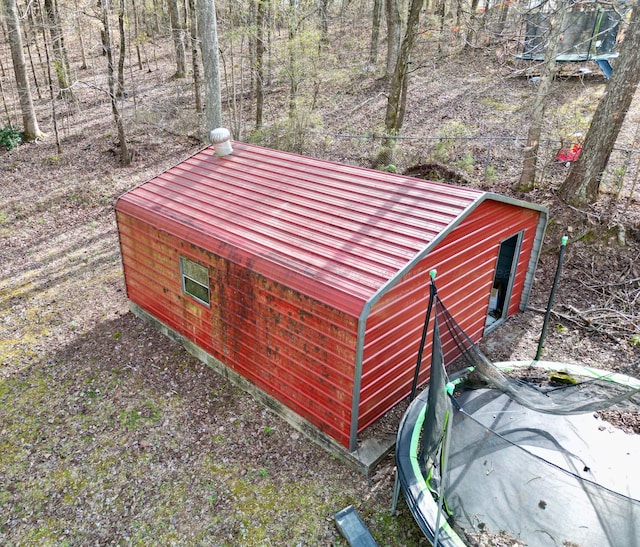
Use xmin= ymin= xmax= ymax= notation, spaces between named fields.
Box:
xmin=527 ymin=306 xmax=583 ymax=328
xmin=526 ymin=306 xmax=622 ymax=343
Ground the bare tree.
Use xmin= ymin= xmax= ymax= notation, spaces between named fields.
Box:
xmin=130 ymin=0 xmax=142 ymax=70
xmin=198 ymin=0 xmax=222 ymax=132
xmin=517 ymin=5 xmax=566 ymax=192
xmin=255 ymin=0 xmax=267 ymax=128
xmin=465 ymin=0 xmax=481 ymax=49
xmin=0 ymin=56 xmax=14 ymax=125
xmin=73 ymin=0 xmax=88 ymax=69
xmin=117 ymin=0 xmax=126 ymax=97
xmin=187 ymin=0 xmax=203 ymax=112
xmin=384 ymin=0 xmax=423 ymax=135
xmin=42 ymin=0 xmax=73 ymax=97
xmin=167 ymin=0 xmax=187 ymax=77
xmin=287 ymin=0 xmax=298 ymax=118
xmin=369 ymin=0 xmax=382 ymax=65
xmin=374 ymin=0 xmax=423 ymax=169
xmin=385 ymin=0 xmax=402 ymax=79
xmin=318 ymin=0 xmax=329 ymax=45
xmin=435 ymin=0 xmax=446 ymax=53
xmin=33 ymin=0 xmax=62 ymax=151
xmin=2 ymin=0 xmax=43 ymax=140
xmin=559 ymin=2 xmax=640 ymax=206
xmin=247 ymin=0 xmax=256 ymax=103
xmin=100 ymin=0 xmax=131 ymax=164
xmin=21 ymin=2 xmax=43 ymax=99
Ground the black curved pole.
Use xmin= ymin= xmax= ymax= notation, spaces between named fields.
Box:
xmin=410 ymin=270 xmax=437 ymax=402
xmin=535 ymin=237 xmax=568 ymax=361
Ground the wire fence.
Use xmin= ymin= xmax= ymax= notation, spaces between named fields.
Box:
xmin=3 ymin=34 xmax=639 ymax=207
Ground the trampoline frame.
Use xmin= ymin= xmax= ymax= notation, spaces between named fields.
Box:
xmin=395 ymin=360 xmax=640 ymax=546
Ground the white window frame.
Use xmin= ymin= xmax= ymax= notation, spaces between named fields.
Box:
xmin=180 ymin=256 xmax=210 ymax=307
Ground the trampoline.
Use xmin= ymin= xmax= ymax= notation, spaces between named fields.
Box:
xmin=395 ymin=291 xmax=640 ymax=546
xmin=517 ymin=9 xmax=623 ymax=78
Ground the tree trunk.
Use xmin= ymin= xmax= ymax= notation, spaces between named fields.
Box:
xmin=247 ymin=0 xmax=256 ymax=103
xmin=465 ymin=0 xmax=480 ymax=49
xmin=142 ymin=0 xmax=159 ymax=35
xmin=167 ymin=0 xmax=187 ymax=78
xmin=43 ymin=0 xmax=73 ymax=97
xmin=117 ymin=0 xmax=126 ymax=97
xmin=436 ymin=0 xmax=445 ymax=54
xmin=198 ymin=0 xmax=223 ymax=132
xmin=517 ymin=6 xmax=566 ymax=192
xmin=369 ymin=0 xmax=382 ymax=65
xmin=376 ymin=0 xmax=423 ymax=168
xmin=287 ymin=0 xmax=297 ymax=119
xmin=73 ymin=0 xmax=89 ymax=69
xmin=266 ymin=0 xmax=273 ymax=87
xmin=495 ymin=0 xmax=510 ymax=38
xmin=22 ymin=2 xmax=43 ymax=99
xmin=130 ymin=0 xmax=143 ymax=70
xmin=319 ymin=0 xmax=329 ymax=45
xmin=2 ymin=0 xmax=42 ymax=140
xmin=559 ymin=2 xmax=640 ymax=206
xmin=0 ymin=57 xmax=14 ymax=125
xmin=385 ymin=0 xmax=423 ymax=135
xmin=187 ymin=0 xmax=202 ymax=112
xmin=384 ymin=0 xmax=402 ymax=79
xmin=40 ymin=9 xmax=61 ymax=153
xmin=255 ymin=0 xmax=267 ymax=128
xmin=101 ymin=0 xmax=131 ymax=165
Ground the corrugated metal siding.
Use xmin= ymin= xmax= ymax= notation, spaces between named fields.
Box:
xmin=117 ymin=211 xmax=359 ymax=446
xmin=357 ymin=199 xmax=542 ymax=432
xmin=116 ymin=142 xmax=483 ymax=317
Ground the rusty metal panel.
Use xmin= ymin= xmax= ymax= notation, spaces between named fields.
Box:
xmin=117 ymin=211 xmax=358 ymax=447
xmin=357 ymin=199 xmax=544 ymax=432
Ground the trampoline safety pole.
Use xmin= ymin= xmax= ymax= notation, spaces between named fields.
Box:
xmin=394 ymin=270 xmax=436 ymax=516
xmin=390 ymin=472 xmax=400 ymax=516
xmin=535 ymin=236 xmax=568 ymax=361
xmin=433 ymin=404 xmax=452 ymax=547
xmin=410 ymin=269 xmax=437 ymax=402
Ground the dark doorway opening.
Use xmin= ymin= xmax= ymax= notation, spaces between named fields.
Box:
xmin=486 ymin=233 xmax=522 ymax=330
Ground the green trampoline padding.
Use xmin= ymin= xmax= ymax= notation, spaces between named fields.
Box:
xmin=396 ymin=361 xmax=640 ymax=546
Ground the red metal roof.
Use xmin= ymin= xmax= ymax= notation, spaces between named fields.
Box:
xmin=117 ymin=142 xmax=485 ymax=315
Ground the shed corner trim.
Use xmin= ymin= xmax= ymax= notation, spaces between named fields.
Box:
xmin=347 ymin=193 xmax=487 ymax=450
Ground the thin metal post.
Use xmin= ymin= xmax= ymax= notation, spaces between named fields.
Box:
xmin=395 ymin=270 xmax=436 ymax=515
xmin=433 ymin=407 xmax=453 ymax=547
xmin=535 ymin=236 xmax=568 ymax=361
xmin=410 ymin=270 xmax=437 ymax=402
xmin=390 ymin=470 xmax=401 ymax=515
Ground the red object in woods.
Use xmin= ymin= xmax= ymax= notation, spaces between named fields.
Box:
xmin=556 ymin=143 xmax=583 ymax=163
xmin=116 ymin=141 xmax=547 ymax=451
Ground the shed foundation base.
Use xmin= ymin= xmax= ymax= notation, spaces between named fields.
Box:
xmin=129 ymin=301 xmax=394 ymax=475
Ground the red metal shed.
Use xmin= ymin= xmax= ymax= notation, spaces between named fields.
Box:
xmin=116 ymin=140 xmax=547 ymax=456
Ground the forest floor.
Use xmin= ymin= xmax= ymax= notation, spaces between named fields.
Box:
xmin=1 ymin=27 xmax=640 ymax=546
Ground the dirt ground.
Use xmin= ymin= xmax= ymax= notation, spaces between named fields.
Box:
xmin=1 ymin=23 xmax=640 ymax=546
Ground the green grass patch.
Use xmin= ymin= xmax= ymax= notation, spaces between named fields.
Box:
xmin=119 ymin=402 xmax=163 ymax=431
xmin=0 ymin=126 xmax=23 ymax=151
xmin=479 ymin=97 xmax=515 ymax=112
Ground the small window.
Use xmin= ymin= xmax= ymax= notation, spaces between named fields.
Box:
xmin=180 ymin=257 xmax=210 ymax=306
